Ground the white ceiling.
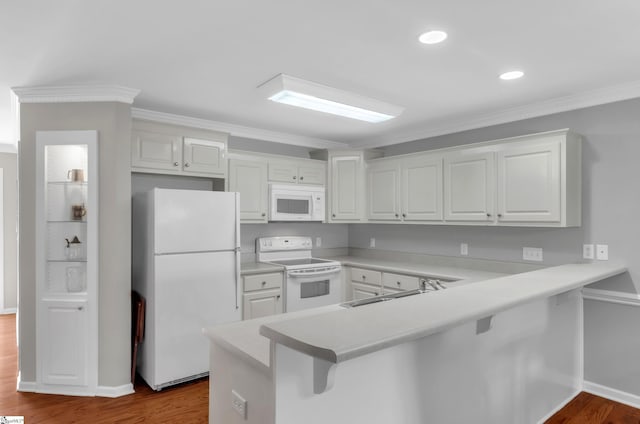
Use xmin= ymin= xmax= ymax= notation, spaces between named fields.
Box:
xmin=3 ymin=0 xmax=640 ymax=148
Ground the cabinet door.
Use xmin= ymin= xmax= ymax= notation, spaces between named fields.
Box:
xmin=401 ymin=155 xmax=443 ymax=221
xmin=497 ymin=141 xmax=560 ymax=223
xmin=243 ymin=288 xmax=282 ymax=320
xmin=298 ymin=164 xmax=325 ymax=185
xmin=367 ymin=161 xmax=401 ymax=221
xmin=40 ymin=299 xmax=89 ymax=386
xmin=229 ymin=159 xmax=268 ymax=222
xmin=351 ymin=282 xmax=381 ymax=300
xmin=330 ymin=155 xmax=362 ymax=221
xmin=444 ymin=151 xmax=495 ymax=222
xmin=268 ymin=162 xmax=298 ymax=183
xmin=182 ymin=137 xmax=227 ymax=176
xmin=131 ymin=130 xmax=182 ymax=171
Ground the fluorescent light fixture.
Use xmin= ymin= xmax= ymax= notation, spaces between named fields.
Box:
xmin=258 ymin=74 xmax=404 ymax=123
xmin=499 ymin=70 xmax=524 ymax=80
xmin=418 ymin=30 xmax=448 ymax=44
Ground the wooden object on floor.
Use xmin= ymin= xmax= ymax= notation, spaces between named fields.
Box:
xmin=131 ymin=290 xmax=146 ymax=383
xmin=545 ymin=391 xmax=640 ymax=423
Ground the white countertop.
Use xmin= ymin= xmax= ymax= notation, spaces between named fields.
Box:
xmin=259 ymin=262 xmax=626 ymax=363
xmin=240 ymin=261 xmax=285 ymax=276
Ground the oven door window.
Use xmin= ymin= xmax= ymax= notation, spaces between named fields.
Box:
xmin=300 ymin=279 xmax=330 ymax=298
xmin=276 ymin=197 xmax=310 ymax=215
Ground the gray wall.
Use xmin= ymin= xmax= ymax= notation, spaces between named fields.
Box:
xmin=354 ymin=97 xmax=640 ymax=395
xmin=0 ymin=153 xmax=17 ymax=312
xmin=19 ymin=102 xmax=132 ymax=388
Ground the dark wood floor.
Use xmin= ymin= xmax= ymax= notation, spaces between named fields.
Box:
xmin=1 ymin=313 xmax=639 ymax=423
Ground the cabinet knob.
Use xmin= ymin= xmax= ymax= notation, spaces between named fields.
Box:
xmin=397 ymin=281 xmax=401 ymax=286
xmin=78 ymin=306 xmax=83 ymax=311
xmin=402 ymin=213 xmax=406 ymax=218
xmin=261 ymin=213 xmax=266 ymax=217
xmin=184 ymin=162 xmax=190 ymax=168
xmin=497 ymin=214 xmax=503 ymax=218
xmin=374 ymin=292 xmax=379 ymax=296
xmin=486 ymin=213 xmax=492 ymax=217
xmin=261 ymin=281 xmax=266 ymax=285
xmin=293 ymin=176 xmax=297 ymax=180
xmin=362 ymin=275 xmax=366 ymax=279
xmin=277 ymin=295 xmax=281 ymax=299
xmin=332 ymin=214 xmax=336 ymax=218
xmin=300 ymin=176 xmax=304 ymax=181
xmin=173 ymin=162 xmax=179 ymax=167
xmin=395 ymin=213 xmax=399 ymax=218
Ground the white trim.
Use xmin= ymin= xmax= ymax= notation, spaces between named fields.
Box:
xmin=351 ymin=79 xmax=640 ymax=148
xmin=11 ymin=85 xmax=141 ymax=105
xmin=583 ymin=381 xmax=640 ymax=410
xmin=582 ymin=288 xmax=640 ymax=307
xmin=0 ymin=307 xmax=16 ymax=315
xmin=0 ymin=144 xmax=17 ymax=153
xmin=131 ymin=108 xmax=348 ymax=150
xmin=536 ymin=388 xmax=582 ymax=424
xmin=16 ymin=378 xmax=37 ymax=393
xmin=96 ymin=383 xmax=135 ymax=398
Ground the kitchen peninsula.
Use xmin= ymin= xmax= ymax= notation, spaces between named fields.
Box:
xmin=205 ymin=259 xmax=626 ymax=424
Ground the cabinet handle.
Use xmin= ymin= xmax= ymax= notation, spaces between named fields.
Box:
xmin=300 ymin=176 xmax=304 ymax=181
xmin=184 ymin=162 xmax=190 ymax=168
xmin=173 ymin=162 xmax=179 ymax=167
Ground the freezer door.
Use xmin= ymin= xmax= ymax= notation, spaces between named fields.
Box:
xmin=153 ymin=189 xmax=239 ymax=254
xmin=152 ymin=251 xmax=241 ymax=386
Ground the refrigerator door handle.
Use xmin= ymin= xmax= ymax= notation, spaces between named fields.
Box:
xmin=234 ymin=193 xmax=241 ymax=310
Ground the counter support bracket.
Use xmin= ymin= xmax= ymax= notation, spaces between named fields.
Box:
xmin=313 ymin=358 xmax=337 ymax=394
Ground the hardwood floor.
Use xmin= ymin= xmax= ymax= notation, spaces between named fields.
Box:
xmin=0 ymin=314 xmax=208 ymax=423
xmin=2 ymin=313 xmax=640 ymax=423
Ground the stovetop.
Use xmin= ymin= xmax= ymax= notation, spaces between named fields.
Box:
xmin=268 ymin=258 xmax=334 ymax=267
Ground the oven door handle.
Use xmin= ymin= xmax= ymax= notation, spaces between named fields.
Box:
xmin=287 ymin=267 xmax=342 ymax=278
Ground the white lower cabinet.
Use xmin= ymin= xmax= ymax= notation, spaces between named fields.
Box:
xmin=348 ymin=267 xmax=425 ymax=300
xmin=351 ymin=282 xmax=382 ymax=300
xmin=41 ymin=299 xmax=89 ymax=386
xmin=242 ymin=272 xmax=283 ymax=320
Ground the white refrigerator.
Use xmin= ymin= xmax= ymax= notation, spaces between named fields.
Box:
xmin=132 ymin=188 xmax=241 ymax=391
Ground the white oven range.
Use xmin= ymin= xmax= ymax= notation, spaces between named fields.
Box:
xmin=256 ymin=236 xmax=342 ymax=312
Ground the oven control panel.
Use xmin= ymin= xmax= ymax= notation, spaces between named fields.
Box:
xmin=257 ymin=236 xmax=312 ymax=252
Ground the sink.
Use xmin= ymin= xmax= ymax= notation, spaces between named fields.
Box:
xmin=341 ymin=289 xmax=426 ymax=308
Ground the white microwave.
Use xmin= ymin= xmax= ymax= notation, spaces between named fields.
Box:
xmin=269 ymin=184 xmax=325 ymax=222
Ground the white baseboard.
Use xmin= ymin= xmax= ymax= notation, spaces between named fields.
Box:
xmin=16 ymin=379 xmax=37 ymax=393
xmin=583 ymin=381 xmax=640 ymax=409
xmin=536 ymin=388 xmax=582 ymax=423
xmin=96 ymin=383 xmax=135 ymax=398
xmin=0 ymin=307 xmax=17 ymax=315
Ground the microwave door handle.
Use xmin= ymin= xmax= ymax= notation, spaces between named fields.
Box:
xmin=287 ymin=268 xmax=341 ymax=278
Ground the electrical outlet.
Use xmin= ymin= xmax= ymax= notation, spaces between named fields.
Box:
xmin=523 ymin=247 xmax=543 ymax=262
xmin=231 ymin=390 xmax=247 ymax=419
xmin=583 ymin=244 xmax=594 ymax=260
xmin=369 ymin=238 xmax=376 ymax=248
xmin=596 ymin=244 xmax=609 ymax=260
xmin=460 ymin=243 xmax=468 ymax=256
xmin=315 ymin=237 xmax=322 ymax=247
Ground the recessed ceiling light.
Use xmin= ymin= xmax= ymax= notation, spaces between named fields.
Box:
xmin=499 ymin=70 xmax=524 ymax=80
xmin=418 ymin=30 xmax=448 ymax=45
xmin=257 ymin=74 xmax=404 ymax=123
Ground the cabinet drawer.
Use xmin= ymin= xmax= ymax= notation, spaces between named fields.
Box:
xmin=382 ymin=272 xmax=420 ymax=291
xmin=243 ymin=272 xmax=283 ymax=292
xmin=350 ymin=267 xmax=381 ymax=285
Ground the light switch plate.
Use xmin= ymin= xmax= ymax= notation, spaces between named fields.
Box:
xmin=583 ymin=244 xmax=594 ymax=260
xmin=460 ymin=243 xmax=468 ymax=256
xmin=523 ymin=247 xmax=543 ymax=261
xmin=370 ymin=238 xmax=375 ymax=248
xmin=596 ymin=244 xmax=609 ymax=260
xmin=231 ymin=390 xmax=247 ymax=419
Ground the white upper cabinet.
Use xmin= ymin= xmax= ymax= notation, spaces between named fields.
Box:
xmin=131 ymin=123 xmax=228 ymax=178
xmin=367 ymin=160 xmax=401 ymax=221
xmin=182 ymin=137 xmax=227 ymax=176
xmin=228 ymin=159 xmax=268 ymax=223
xmin=443 ymin=151 xmax=495 ymax=222
xmin=401 ymin=154 xmax=443 ymax=221
xmin=329 ymin=153 xmax=363 ymax=222
xmin=496 ymin=140 xmax=560 ymax=223
xmin=268 ymin=160 xmax=325 ymax=185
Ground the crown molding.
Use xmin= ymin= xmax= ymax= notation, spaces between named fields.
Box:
xmin=11 ymin=85 xmax=141 ymax=104
xmin=351 ymin=79 xmax=640 ymax=148
xmin=131 ymin=108 xmax=348 ymax=150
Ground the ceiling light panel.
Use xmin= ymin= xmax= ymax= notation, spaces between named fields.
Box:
xmin=418 ymin=30 xmax=448 ymax=44
xmin=258 ymin=74 xmax=404 ymax=123
xmin=499 ymin=70 xmax=524 ymax=80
